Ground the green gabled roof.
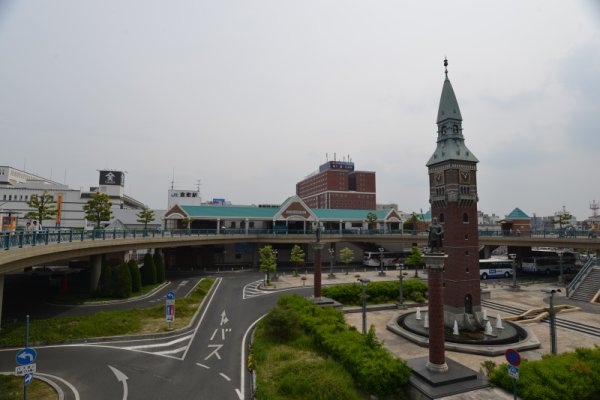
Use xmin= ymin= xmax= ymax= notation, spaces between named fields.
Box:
xmin=421 ymin=210 xmax=432 ymax=221
xmin=506 ymin=207 xmax=529 ymax=219
xmin=181 ymin=205 xmax=278 ymax=219
xmin=313 ymin=208 xmax=390 ymax=220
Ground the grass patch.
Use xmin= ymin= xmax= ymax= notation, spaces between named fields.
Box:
xmin=0 ymin=374 xmax=57 ymax=400
xmin=253 ymin=324 xmax=367 ymax=400
xmin=0 ymin=279 xmax=214 ymax=347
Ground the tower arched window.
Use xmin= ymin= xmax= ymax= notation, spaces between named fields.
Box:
xmin=453 ymin=125 xmax=459 ymax=133
xmin=439 ymin=213 xmax=445 ymax=223
xmin=463 ymin=213 xmax=469 ymax=223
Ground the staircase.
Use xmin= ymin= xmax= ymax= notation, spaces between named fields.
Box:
xmin=570 ymin=267 xmax=600 ymax=302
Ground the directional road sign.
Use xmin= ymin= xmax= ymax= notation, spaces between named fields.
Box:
xmin=507 ymin=364 xmax=519 ymax=380
xmin=15 ymin=363 xmax=36 ymax=376
xmin=16 ymin=348 xmax=37 ymax=365
xmin=166 ymin=291 xmax=175 ymax=300
xmin=166 ymin=291 xmax=175 ymax=323
xmin=24 ymin=373 xmax=34 ymax=386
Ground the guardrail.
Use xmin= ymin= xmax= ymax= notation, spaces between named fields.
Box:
xmin=566 ymin=258 xmax=599 ymax=297
xmin=0 ymin=227 xmax=598 ymax=251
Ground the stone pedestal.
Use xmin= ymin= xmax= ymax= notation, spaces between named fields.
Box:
xmin=424 ymin=253 xmax=448 ymax=373
xmin=313 ymin=243 xmax=323 ymax=299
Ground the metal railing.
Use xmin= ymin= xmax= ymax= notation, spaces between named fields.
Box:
xmin=566 ymin=258 xmax=600 ymax=297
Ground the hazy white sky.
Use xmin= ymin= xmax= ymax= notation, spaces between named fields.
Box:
xmin=1 ymin=1 xmax=599 ymax=219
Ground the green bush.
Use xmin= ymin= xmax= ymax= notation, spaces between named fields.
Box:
xmin=141 ymin=253 xmax=156 ymax=285
xmin=276 ymin=295 xmax=411 ymax=397
xmin=262 ymin=306 xmax=301 ymax=341
xmin=113 ymin=263 xmax=132 ymax=299
xmin=128 ymin=260 xmax=142 ymax=292
xmin=99 ymin=264 xmax=113 ymax=297
xmin=153 ymin=252 xmax=166 ymax=283
xmin=489 ymin=346 xmax=600 ymax=400
xmin=322 ymin=280 xmax=428 ymax=305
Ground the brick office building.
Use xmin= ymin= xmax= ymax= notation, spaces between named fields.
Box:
xmin=427 ymin=60 xmax=482 ymax=329
xmin=296 ymin=160 xmax=376 ymax=210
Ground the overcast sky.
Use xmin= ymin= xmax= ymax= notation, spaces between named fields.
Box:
xmin=1 ymin=1 xmax=599 ymax=220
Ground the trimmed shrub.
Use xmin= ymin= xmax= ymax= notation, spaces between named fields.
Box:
xmin=141 ymin=253 xmax=156 ymax=285
xmin=128 ymin=260 xmax=142 ymax=292
xmin=113 ymin=263 xmax=132 ymax=299
xmin=153 ymin=252 xmax=166 ymax=283
xmin=262 ymin=306 xmax=301 ymax=341
xmin=322 ymin=279 xmax=428 ymax=306
xmin=276 ymin=295 xmax=411 ymax=397
xmin=99 ymin=264 xmax=113 ymax=297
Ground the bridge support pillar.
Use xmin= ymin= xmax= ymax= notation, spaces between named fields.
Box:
xmin=0 ymin=274 xmax=4 ymax=330
xmin=90 ymin=254 xmax=102 ymax=292
xmin=482 ymin=246 xmax=491 ymax=259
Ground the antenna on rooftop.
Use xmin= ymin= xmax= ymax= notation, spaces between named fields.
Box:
xmin=591 ymin=200 xmax=599 ymax=218
xmin=170 ymin=168 xmax=175 ymax=190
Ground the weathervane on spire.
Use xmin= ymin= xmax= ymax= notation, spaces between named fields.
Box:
xmin=444 ymin=57 xmax=448 ymax=77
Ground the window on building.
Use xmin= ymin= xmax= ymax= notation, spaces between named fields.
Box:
xmin=230 ymin=222 xmax=236 ymax=228
xmin=463 ymin=213 xmax=469 ymax=223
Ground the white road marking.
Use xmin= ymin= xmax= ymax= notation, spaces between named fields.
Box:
xmin=220 ymin=373 xmax=231 ymax=382
xmin=205 ymin=344 xmax=223 ymax=360
xmin=109 ymin=366 xmax=129 ymax=400
xmin=237 ymin=314 xmax=268 ymax=400
xmin=36 ymin=372 xmax=81 ymax=400
xmin=220 ymin=310 xmax=229 ymax=326
xmin=196 ymin=363 xmax=210 ymax=369
xmin=153 ymin=346 xmax=188 ymax=356
xmin=210 ymin=329 xmax=218 ymax=341
xmin=123 ymin=334 xmax=193 ymax=350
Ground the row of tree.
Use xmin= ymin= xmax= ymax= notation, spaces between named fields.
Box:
xmin=98 ymin=252 xmax=166 ymax=298
xmin=25 ymin=191 xmax=156 ymax=229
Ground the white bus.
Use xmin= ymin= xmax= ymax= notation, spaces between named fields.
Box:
xmin=363 ymin=251 xmax=410 ymax=267
xmin=479 ymin=258 xmax=513 ymax=280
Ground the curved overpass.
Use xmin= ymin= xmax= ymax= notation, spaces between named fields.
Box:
xmin=2 ymin=231 xmax=600 ymax=275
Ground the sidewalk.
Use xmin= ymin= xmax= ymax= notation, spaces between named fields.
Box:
xmin=270 ymin=270 xmax=600 ymax=399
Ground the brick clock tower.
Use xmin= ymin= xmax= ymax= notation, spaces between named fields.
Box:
xmin=426 ymin=59 xmax=482 ymax=329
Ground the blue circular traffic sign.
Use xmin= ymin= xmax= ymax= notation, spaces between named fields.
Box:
xmin=16 ymin=348 xmax=37 ymax=365
xmin=505 ymin=348 xmax=521 ymax=367
xmin=166 ymin=291 xmax=175 ymax=300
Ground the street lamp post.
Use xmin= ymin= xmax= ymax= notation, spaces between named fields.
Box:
xmin=328 ymin=247 xmax=335 ymax=279
xmin=378 ymin=247 xmax=385 ymax=276
xmin=557 ymin=248 xmax=565 ymax=286
xmin=397 ymin=264 xmax=404 ymax=306
xmin=272 ymin=249 xmax=278 ymax=281
xmin=508 ymin=253 xmax=518 ymax=289
xmin=358 ymin=278 xmax=370 ymax=334
xmin=542 ymin=288 xmax=561 ymax=355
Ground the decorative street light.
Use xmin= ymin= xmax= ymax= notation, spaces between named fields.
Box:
xmin=557 ymin=248 xmax=565 ymax=286
xmin=542 ymin=288 xmax=561 ymax=355
xmin=397 ymin=264 xmax=404 ymax=306
xmin=328 ymin=247 xmax=335 ymax=279
xmin=378 ymin=247 xmax=386 ymax=276
xmin=272 ymin=249 xmax=278 ymax=281
xmin=358 ymin=278 xmax=371 ymax=334
xmin=508 ymin=253 xmax=518 ymax=289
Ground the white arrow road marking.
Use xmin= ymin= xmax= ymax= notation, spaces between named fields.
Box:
xmin=204 ymin=344 xmax=223 ymax=360
xmin=220 ymin=310 xmax=229 ymax=326
xmin=219 ymin=373 xmax=231 ymax=382
xmin=109 ymin=366 xmax=129 ymax=400
xmin=237 ymin=314 xmax=267 ymax=400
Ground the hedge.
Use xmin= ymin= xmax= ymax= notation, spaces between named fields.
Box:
xmin=322 ymin=279 xmax=427 ymax=306
xmin=141 ymin=253 xmax=157 ymax=285
xmin=276 ymin=295 xmax=411 ymax=397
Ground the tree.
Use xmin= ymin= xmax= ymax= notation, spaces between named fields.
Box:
xmin=181 ymin=217 xmax=193 ymax=230
xmin=404 ymin=245 xmax=424 ymax=277
xmin=141 ymin=253 xmax=157 ymax=285
xmin=552 ymin=206 xmax=573 ymax=230
xmin=154 ymin=252 xmax=166 ymax=283
xmin=290 ymin=244 xmax=305 ymax=275
xmin=99 ymin=263 xmax=113 ymax=297
xmin=259 ymin=245 xmax=277 ymax=285
xmin=128 ymin=259 xmax=142 ymax=292
xmin=366 ymin=212 xmax=378 ymax=230
xmin=403 ymin=212 xmax=421 ymax=232
xmin=340 ymin=247 xmax=355 ymax=268
xmin=25 ymin=191 xmax=57 ymax=226
xmin=136 ymin=206 xmax=155 ymax=230
xmin=83 ymin=192 xmax=113 ymax=228
xmin=113 ymin=262 xmax=132 ymax=299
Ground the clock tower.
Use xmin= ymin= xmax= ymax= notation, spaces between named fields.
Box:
xmin=426 ymin=59 xmax=482 ymax=329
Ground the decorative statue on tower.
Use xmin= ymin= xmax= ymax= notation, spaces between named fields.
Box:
xmin=427 ymin=217 xmax=444 ymax=253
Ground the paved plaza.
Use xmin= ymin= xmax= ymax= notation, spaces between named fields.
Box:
xmin=271 ymin=269 xmax=600 ymax=399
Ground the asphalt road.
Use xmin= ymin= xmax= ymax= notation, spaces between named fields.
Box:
xmin=0 ymin=271 xmax=309 ymax=399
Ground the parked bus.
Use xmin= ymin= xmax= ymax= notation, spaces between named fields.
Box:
xmin=363 ymin=251 xmax=410 ymax=267
xmin=479 ymin=258 xmax=513 ymax=280
xmin=521 ymin=249 xmax=581 ymax=275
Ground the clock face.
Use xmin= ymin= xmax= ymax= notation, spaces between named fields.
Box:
xmin=461 ymin=171 xmax=470 ymax=182
xmin=435 ymin=173 xmax=443 ymax=184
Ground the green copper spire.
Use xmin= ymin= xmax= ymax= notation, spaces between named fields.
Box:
xmin=427 ymin=58 xmax=478 ymax=167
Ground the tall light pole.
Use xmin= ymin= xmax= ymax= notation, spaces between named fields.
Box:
xmin=358 ymin=278 xmax=370 ymax=334
xmin=378 ymin=247 xmax=385 ymax=276
xmin=542 ymin=288 xmax=561 ymax=355
xmin=272 ymin=249 xmax=278 ymax=280
xmin=508 ymin=253 xmax=518 ymax=289
xmin=557 ymin=248 xmax=565 ymax=286
xmin=397 ymin=264 xmax=404 ymax=306
xmin=328 ymin=247 xmax=335 ymax=279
